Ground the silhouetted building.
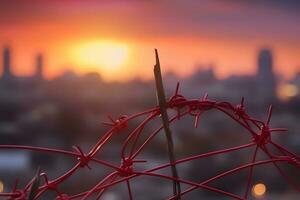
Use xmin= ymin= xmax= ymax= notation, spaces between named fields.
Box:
xmin=256 ymin=48 xmax=277 ymax=102
xmin=2 ymin=46 xmax=13 ymax=80
xmin=189 ymin=66 xmax=216 ymax=85
xmin=189 ymin=65 xmax=217 ymax=86
xmin=35 ymin=54 xmax=44 ymax=80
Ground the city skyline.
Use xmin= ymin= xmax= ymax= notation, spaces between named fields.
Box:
xmin=0 ymin=45 xmax=297 ymax=83
xmin=2 ymin=44 xmax=291 ymax=103
xmin=0 ymin=1 xmax=300 ymax=81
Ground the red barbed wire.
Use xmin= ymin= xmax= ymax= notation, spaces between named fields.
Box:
xmin=0 ymin=83 xmax=299 ymax=200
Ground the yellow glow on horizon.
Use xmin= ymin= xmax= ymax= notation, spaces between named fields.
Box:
xmin=277 ymin=83 xmax=298 ymax=101
xmin=252 ymin=183 xmax=266 ymax=198
xmin=71 ymin=41 xmax=129 ymax=72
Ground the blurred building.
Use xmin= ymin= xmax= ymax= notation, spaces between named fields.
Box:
xmin=219 ymin=48 xmax=278 ymax=104
xmin=256 ymin=48 xmax=277 ymax=103
xmin=1 ymin=47 xmax=45 ymax=83
xmin=35 ymin=53 xmax=44 ymax=80
xmin=2 ymin=46 xmax=13 ymax=80
xmin=188 ymin=66 xmax=216 ymax=85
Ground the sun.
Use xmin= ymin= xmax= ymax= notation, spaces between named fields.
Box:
xmin=72 ymin=40 xmax=129 ymax=70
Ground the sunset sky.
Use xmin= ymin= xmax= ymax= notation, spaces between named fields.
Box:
xmin=0 ymin=0 xmax=300 ymax=82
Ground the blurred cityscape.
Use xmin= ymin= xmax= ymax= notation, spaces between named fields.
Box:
xmin=0 ymin=46 xmax=299 ymax=199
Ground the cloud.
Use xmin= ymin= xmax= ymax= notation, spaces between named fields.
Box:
xmin=0 ymin=0 xmax=299 ymax=42
xmin=225 ymin=0 xmax=300 ymax=12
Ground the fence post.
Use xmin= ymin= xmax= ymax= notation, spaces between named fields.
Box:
xmin=154 ymin=49 xmax=181 ymax=199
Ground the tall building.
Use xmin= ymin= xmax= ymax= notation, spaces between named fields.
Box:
xmin=35 ymin=53 xmax=44 ymax=80
xmin=256 ymin=48 xmax=277 ymax=101
xmin=2 ymin=46 xmax=13 ymax=80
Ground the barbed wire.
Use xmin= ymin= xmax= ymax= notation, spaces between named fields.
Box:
xmin=0 ymin=84 xmax=299 ymax=199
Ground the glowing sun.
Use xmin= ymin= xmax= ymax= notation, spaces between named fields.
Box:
xmin=72 ymin=41 xmax=129 ymax=70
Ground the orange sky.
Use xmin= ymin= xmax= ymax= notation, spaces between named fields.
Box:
xmin=0 ymin=0 xmax=300 ymax=82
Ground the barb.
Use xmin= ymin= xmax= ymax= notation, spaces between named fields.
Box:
xmin=28 ymin=167 xmax=41 ymax=200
